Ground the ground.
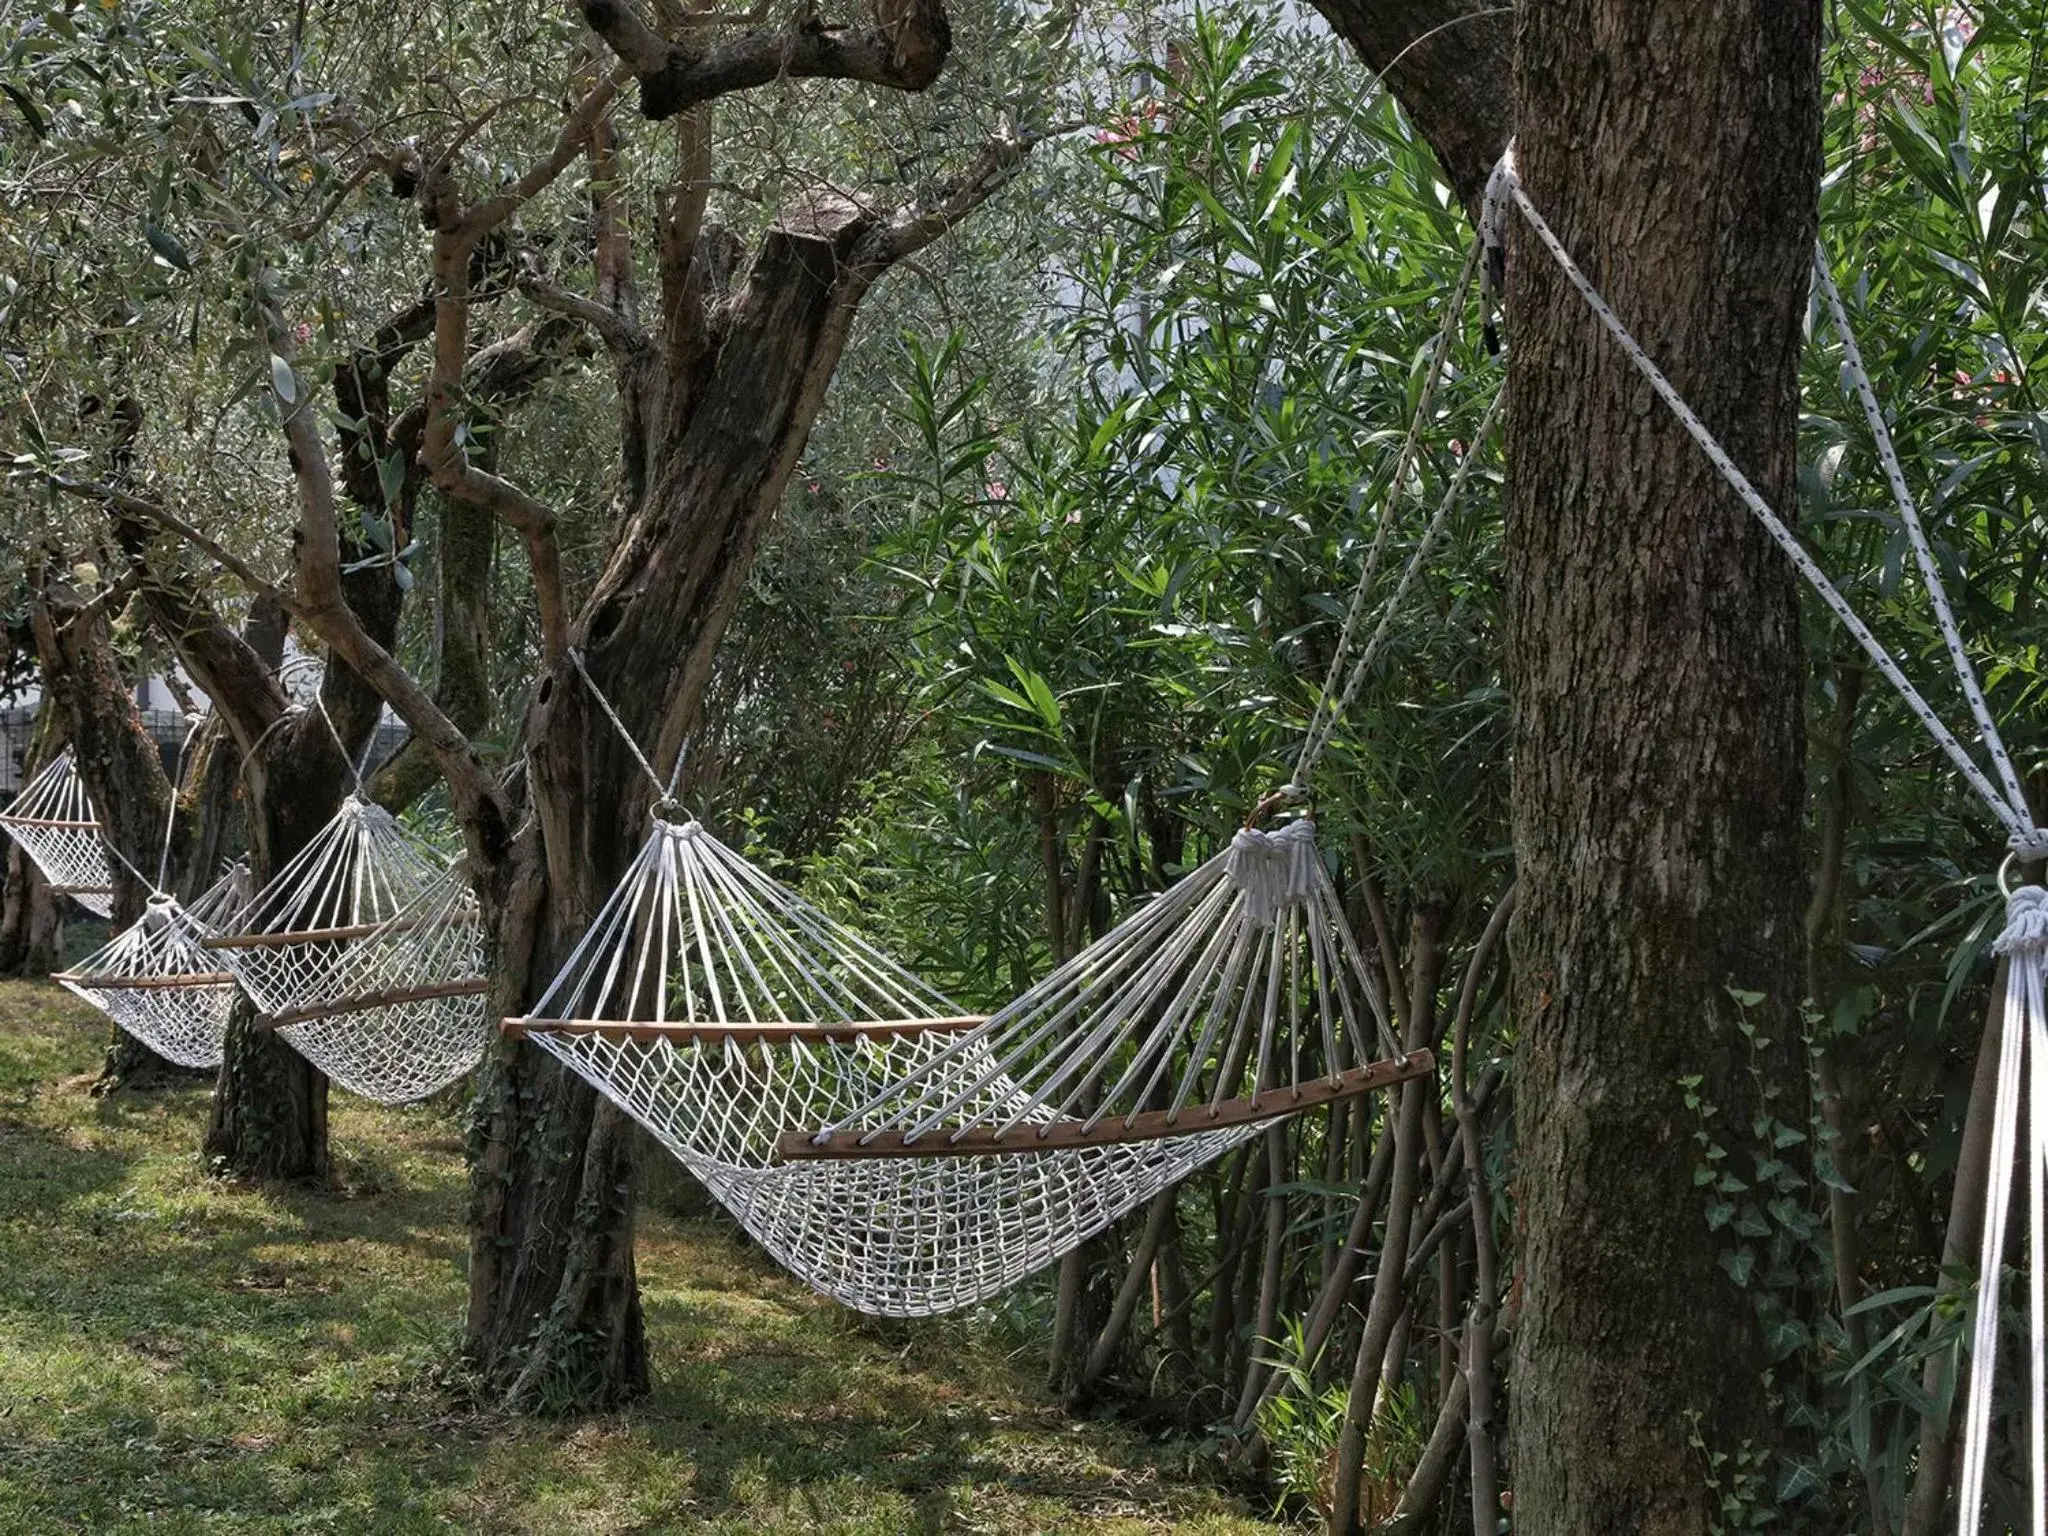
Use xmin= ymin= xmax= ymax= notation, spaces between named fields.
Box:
xmin=0 ymin=982 xmax=1287 ymax=1535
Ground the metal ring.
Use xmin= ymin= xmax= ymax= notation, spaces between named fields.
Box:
xmin=2001 ymin=852 xmax=2022 ymax=897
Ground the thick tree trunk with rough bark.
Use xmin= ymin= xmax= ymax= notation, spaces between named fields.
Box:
xmin=1502 ymin=3 xmax=1821 ymax=1531
xmin=462 ymin=177 xmax=973 ymax=1406
xmin=27 ymin=576 xmax=195 ymax=1087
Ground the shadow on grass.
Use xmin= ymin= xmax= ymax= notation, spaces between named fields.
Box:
xmin=0 ymin=983 xmax=1272 ymax=1534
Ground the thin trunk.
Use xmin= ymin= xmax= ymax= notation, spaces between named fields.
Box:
xmin=1505 ymin=4 xmax=1821 ymax=1530
xmin=1808 ymin=665 xmax=1886 ymax=1532
xmin=0 ymin=704 xmax=65 ymax=978
xmin=27 ymin=574 xmax=189 ymax=1088
xmin=1079 ymin=1187 xmax=1177 ymax=1392
xmin=1331 ymin=1065 xmax=1429 ymax=1532
xmin=1230 ymin=1121 xmax=1293 ymax=1424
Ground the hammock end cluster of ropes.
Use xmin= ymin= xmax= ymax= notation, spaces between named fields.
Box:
xmin=52 ymin=863 xmax=252 ymax=1068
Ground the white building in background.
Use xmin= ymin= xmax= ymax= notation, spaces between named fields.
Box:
xmin=0 ymin=643 xmax=405 ymax=798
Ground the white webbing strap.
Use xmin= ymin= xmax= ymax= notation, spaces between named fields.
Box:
xmin=1962 ymin=888 xmax=2048 ymax=1536
xmin=1810 ymin=255 xmax=2032 ymax=831
xmin=1500 ymin=163 xmax=2042 ymax=853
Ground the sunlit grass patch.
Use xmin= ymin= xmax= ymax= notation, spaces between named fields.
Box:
xmin=0 ymin=981 xmax=1280 ymax=1533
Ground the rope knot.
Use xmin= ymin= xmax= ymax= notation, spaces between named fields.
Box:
xmin=2008 ymin=826 xmax=2048 ymax=861
xmin=1995 ymin=884 xmax=2048 ymax=957
xmin=1226 ymin=818 xmax=1319 ymax=926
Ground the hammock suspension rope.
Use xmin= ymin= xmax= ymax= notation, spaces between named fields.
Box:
xmin=1490 ymin=145 xmax=2045 ymax=1536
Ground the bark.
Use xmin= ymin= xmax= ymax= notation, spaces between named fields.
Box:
xmin=462 ymin=161 xmax=1013 ymax=1407
xmin=26 ymin=575 xmax=196 ymax=1088
xmin=0 ymin=705 xmax=65 ymax=978
xmin=0 ymin=841 xmax=63 ymax=979
xmin=1305 ymin=0 xmax=1513 ymax=211
xmin=581 ymin=0 xmax=951 ymax=121
xmin=1503 ymin=4 xmax=1821 ymax=1532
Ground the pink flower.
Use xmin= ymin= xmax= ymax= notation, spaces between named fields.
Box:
xmin=986 ymin=481 xmax=1008 ymax=501
xmin=293 ymin=321 xmax=312 ymax=343
xmin=1064 ymin=509 xmax=1082 ymax=525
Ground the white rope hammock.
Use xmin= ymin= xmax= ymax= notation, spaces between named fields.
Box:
xmin=497 ymin=245 xmax=1495 ymax=1315
xmin=52 ymin=863 xmax=252 ymax=1068
xmin=1489 ymin=146 xmax=2047 ymax=1536
xmin=508 ymin=815 xmax=1427 ymax=1314
xmin=0 ymin=750 xmax=115 ymax=917
xmin=205 ymin=793 xmax=489 ymax=1103
xmin=267 ymin=859 xmax=490 ymax=1105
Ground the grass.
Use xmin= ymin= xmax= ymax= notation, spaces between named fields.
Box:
xmin=0 ymin=982 xmax=1287 ymax=1535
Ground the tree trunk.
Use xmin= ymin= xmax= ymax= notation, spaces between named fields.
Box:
xmin=1503 ymin=4 xmax=1820 ymax=1532
xmin=461 ymin=178 xmax=994 ymax=1408
xmin=115 ymin=541 xmax=381 ymax=1180
xmin=27 ymin=575 xmax=196 ymax=1088
xmin=0 ymin=705 xmax=66 ymax=979
xmin=202 ymin=605 xmax=382 ymax=1183
xmin=1304 ymin=0 xmax=1513 ymax=210
xmin=0 ymin=842 xmax=63 ymax=979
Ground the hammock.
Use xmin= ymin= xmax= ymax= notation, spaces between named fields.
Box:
xmin=205 ymin=794 xmax=490 ymax=1103
xmin=499 ymin=256 xmax=1495 ymax=1315
xmin=0 ymin=750 xmax=115 ymax=917
xmin=507 ymin=814 xmax=1428 ymax=1315
xmin=52 ymin=863 xmax=252 ymax=1068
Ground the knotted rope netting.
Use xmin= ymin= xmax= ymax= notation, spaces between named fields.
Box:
xmin=205 ymin=793 xmax=489 ymax=1103
xmin=53 ymin=863 xmax=251 ymax=1068
xmin=0 ymin=750 xmax=115 ymax=917
xmin=507 ymin=812 xmax=1429 ymax=1314
xmin=501 ymin=363 xmax=1492 ymax=1322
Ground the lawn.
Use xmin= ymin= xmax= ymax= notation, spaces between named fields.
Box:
xmin=0 ymin=982 xmax=1286 ymax=1535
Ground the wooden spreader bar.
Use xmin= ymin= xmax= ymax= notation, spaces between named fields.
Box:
xmin=205 ymin=911 xmax=479 ymax=950
xmin=259 ymin=978 xmax=493 ymax=1031
xmin=52 ymin=970 xmax=238 ymax=991
xmin=501 ymin=1014 xmax=988 ymax=1047
xmin=1 ymin=816 xmax=101 ymax=830
xmin=774 ymin=1049 xmax=1436 ymax=1162
xmin=51 ymin=884 xmax=115 ymax=897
